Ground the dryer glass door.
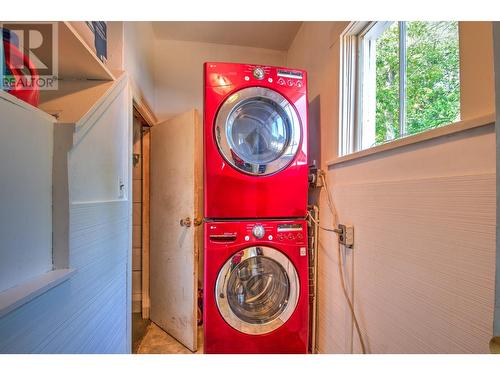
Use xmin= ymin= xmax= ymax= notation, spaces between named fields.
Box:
xmin=215 ymin=246 xmax=299 ymax=335
xmin=215 ymin=87 xmax=301 ymax=175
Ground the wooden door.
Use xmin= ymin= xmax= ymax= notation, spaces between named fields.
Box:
xmin=150 ymin=109 xmax=202 ymax=352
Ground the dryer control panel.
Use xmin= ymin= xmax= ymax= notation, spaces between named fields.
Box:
xmin=205 ymin=62 xmax=307 ymax=93
xmin=243 ymin=65 xmax=305 ymax=89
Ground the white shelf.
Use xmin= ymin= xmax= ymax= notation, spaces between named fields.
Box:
xmin=39 ymin=79 xmax=116 ymax=123
xmin=58 ymin=21 xmax=115 ymax=81
xmin=0 ymin=268 xmax=76 ymax=319
xmin=2 ymin=21 xmax=118 ymax=121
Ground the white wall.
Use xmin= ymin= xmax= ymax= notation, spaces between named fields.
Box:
xmin=0 ymin=94 xmax=54 ymax=292
xmin=124 ymin=22 xmax=156 ymax=113
xmin=287 ymin=21 xmax=496 ymax=353
xmin=153 ymin=39 xmax=286 ymax=121
xmin=69 ymin=82 xmax=130 ymax=203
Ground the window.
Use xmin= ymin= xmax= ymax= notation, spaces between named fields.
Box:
xmin=339 ymin=21 xmax=460 ymax=156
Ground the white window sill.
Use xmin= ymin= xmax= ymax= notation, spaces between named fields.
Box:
xmin=0 ymin=268 xmax=76 ymax=319
xmin=328 ymin=113 xmax=495 ymax=167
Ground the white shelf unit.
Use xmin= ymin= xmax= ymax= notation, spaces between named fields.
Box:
xmin=58 ymin=21 xmax=116 ymax=81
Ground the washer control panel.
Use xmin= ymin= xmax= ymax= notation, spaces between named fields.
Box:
xmin=276 ymin=223 xmax=304 ymax=241
xmin=208 ymin=221 xmax=307 ymax=245
xmin=244 ymin=222 xmax=306 ymax=244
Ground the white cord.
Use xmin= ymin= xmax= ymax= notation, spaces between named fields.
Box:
xmin=307 ymin=211 xmax=341 ymax=234
xmin=316 ymin=172 xmax=367 ymax=354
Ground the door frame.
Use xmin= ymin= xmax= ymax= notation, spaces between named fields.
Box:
xmin=132 ymin=96 xmax=157 ymax=322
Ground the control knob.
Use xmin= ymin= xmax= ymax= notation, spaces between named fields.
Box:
xmin=252 ymin=224 xmax=265 ymax=239
xmin=253 ymin=67 xmax=265 ymax=80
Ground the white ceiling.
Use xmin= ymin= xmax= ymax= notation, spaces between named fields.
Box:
xmin=151 ymin=22 xmax=302 ymax=51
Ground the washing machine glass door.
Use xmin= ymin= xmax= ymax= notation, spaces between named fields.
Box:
xmin=215 ymin=87 xmax=301 ymax=175
xmin=215 ymin=246 xmax=299 ymax=335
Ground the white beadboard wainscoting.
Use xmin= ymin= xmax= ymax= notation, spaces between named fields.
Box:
xmin=317 ymin=174 xmax=496 ymax=353
xmin=0 ymin=201 xmax=129 ymax=353
xmin=0 ymin=73 xmax=132 ymax=353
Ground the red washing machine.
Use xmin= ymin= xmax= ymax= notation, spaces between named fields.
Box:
xmin=203 ymin=220 xmax=309 ymax=354
xmin=204 ymin=62 xmax=308 ymax=219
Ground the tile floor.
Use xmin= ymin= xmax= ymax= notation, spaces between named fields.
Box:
xmin=137 ymin=323 xmax=204 ymax=354
xmin=132 ymin=313 xmax=150 ymax=353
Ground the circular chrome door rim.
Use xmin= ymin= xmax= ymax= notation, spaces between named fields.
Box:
xmin=215 ymin=246 xmax=300 ymax=335
xmin=215 ymin=86 xmax=302 ymax=176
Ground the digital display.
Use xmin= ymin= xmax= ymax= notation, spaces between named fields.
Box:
xmin=277 ymin=224 xmax=303 ymax=232
xmin=277 ymin=69 xmax=303 ymax=79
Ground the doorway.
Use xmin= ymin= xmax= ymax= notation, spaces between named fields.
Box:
xmin=131 ymin=108 xmax=203 ymax=354
xmin=131 ymin=107 xmax=151 ymax=353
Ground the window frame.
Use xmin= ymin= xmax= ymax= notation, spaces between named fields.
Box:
xmin=339 ymin=21 xmax=461 ymax=157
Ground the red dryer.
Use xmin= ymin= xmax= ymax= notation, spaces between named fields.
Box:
xmin=204 ymin=62 xmax=308 ymax=219
xmin=203 ymin=219 xmax=309 ymax=354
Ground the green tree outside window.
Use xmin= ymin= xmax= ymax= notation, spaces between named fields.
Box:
xmin=375 ymin=21 xmax=460 ymax=144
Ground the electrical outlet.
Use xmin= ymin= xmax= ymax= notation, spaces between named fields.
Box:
xmin=308 ymin=168 xmax=325 ymax=188
xmin=314 ymin=169 xmax=324 ymax=188
xmin=338 ymin=224 xmax=354 ymax=248
xmin=308 ymin=168 xmax=317 ymax=187
xmin=118 ymin=177 xmax=125 ymax=199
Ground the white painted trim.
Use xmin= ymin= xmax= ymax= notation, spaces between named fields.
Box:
xmin=132 ymin=88 xmax=158 ymax=127
xmin=327 ymin=113 xmax=495 ymax=167
xmin=492 ymin=21 xmax=500 ymax=341
xmin=53 ymin=123 xmax=75 ymax=269
xmin=0 ymin=268 xmax=76 ymax=319
xmin=71 ymin=199 xmax=128 ymax=206
xmin=72 ymin=73 xmax=128 ymax=146
xmin=126 ymin=80 xmax=133 ymax=354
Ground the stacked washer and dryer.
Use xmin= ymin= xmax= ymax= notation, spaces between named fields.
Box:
xmin=203 ymin=62 xmax=309 ymax=354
